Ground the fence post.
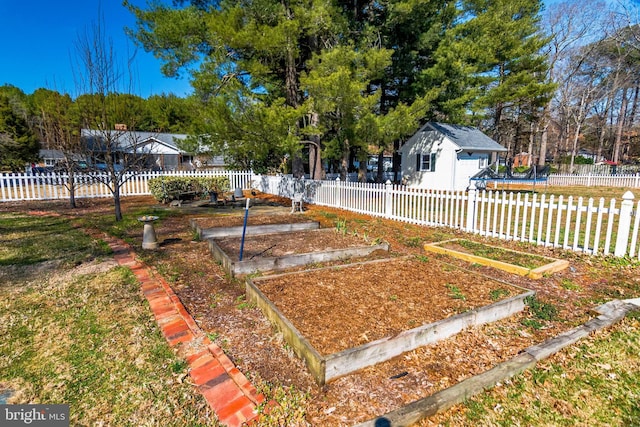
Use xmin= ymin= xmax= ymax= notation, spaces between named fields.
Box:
xmin=385 ymin=180 xmax=393 ymax=218
xmin=466 ymin=188 xmax=476 ymax=232
xmin=614 ymin=191 xmax=635 ymax=257
xmin=335 ymin=177 xmax=341 ymax=208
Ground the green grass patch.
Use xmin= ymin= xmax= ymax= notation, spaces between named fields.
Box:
xmin=560 ymin=278 xmax=582 ymax=291
xmin=0 ymin=213 xmax=111 ymax=267
xmin=524 ymin=295 xmax=558 ymax=321
xmin=489 ymin=288 xmax=511 ymax=301
xmin=450 ymin=239 xmax=549 ymax=269
xmin=0 ymin=213 xmax=214 ymax=426
xmin=446 ymin=284 xmax=466 ymax=301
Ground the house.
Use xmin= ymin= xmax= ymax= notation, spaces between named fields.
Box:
xmin=38 ymin=149 xmax=65 ymax=168
xmin=79 ymin=130 xmax=225 ymax=171
xmin=399 ymin=122 xmax=507 ymax=191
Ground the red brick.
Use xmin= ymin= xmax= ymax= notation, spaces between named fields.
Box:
xmin=167 ymin=331 xmax=193 ymax=345
xmin=161 ymin=317 xmax=187 ymax=330
xmin=142 ymin=286 xmax=163 ymax=297
xmin=218 ymin=355 xmax=236 ymax=372
xmin=217 ymin=412 xmax=246 ymax=427
xmin=185 ymin=350 xmax=211 ymax=367
xmin=202 ymin=378 xmax=244 ymax=410
xmin=150 ymin=302 xmax=174 ymax=316
xmin=156 ymin=313 xmax=181 ymax=325
xmin=162 ymin=321 xmax=189 ymax=336
xmin=216 ymin=395 xmax=253 ymax=422
xmin=190 ymin=360 xmax=225 ymax=385
xmin=208 ymin=344 xmax=225 ymax=358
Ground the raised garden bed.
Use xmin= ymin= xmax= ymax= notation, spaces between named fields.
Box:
xmin=206 ymin=228 xmax=390 ymax=277
xmin=192 ymin=219 xmax=321 ymax=239
xmin=424 ymin=239 xmax=569 ymax=279
xmin=247 ymin=256 xmax=534 ymax=385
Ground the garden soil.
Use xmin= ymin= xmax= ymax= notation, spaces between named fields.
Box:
xmin=4 ymin=194 xmax=639 ymax=426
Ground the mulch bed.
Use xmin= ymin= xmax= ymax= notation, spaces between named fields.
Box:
xmin=256 ymin=257 xmax=521 ymax=355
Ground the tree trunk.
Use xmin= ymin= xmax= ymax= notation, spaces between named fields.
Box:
xmin=538 ymin=103 xmax=550 ymax=166
xmin=376 ymin=151 xmax=385 ymax=183
xmin=393 ymin=141 xmax=401 ymax=184
xmin=612 ymin=87 xmax=628 ymax=164
xmin=68 ymin=172 xmax=77 ymax=209
xmin=308 ymin=113 xmax=323 ymax=180
xmin=340 ymin=138 xmax=350 ymax=181
xmin=569 ymin=122 xmax=582 ymax=173
xmin=528 ymin=123 xmax=535 ymax=166
xmin=114 ymin=185 xmax=122 ymax=221
xmin=358 ymin=158 xmax=367 ymax=182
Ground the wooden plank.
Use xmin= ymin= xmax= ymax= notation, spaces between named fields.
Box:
xmin=324 ymin=291 xmax=532 ymax=382
xmin=424 ymin=239 xmax=569 ymax=279
xmin=353 ymin=353 xmax=537 ymax=427
xmin=246 ymin=277 xmax=326 ymax=384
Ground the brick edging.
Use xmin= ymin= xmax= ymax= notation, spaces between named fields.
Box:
xmin=107 ymin=237 xmax=269 ymax=427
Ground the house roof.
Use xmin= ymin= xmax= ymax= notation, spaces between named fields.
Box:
xmin=424 ymin=122 xmax=507 ymax=152
xmin=81 ymin=129 xmax=188 ymax=153
xmin=39 ymin=149 xmax=65 ymax=159
xmin=80 ymin=129 xmax=226 ymax=166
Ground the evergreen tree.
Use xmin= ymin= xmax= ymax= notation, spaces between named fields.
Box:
xmin=0 ymin=94 xmax=39 ymax=172
xmin=422 ymin=0 xmax=553 ymax=151
xmin=126 ymin=0 xmax=435 ymax=177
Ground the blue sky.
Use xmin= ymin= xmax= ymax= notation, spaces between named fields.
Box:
xmin=0 ymin=0 xmax=635 ymax=99
xmin=0 ymin=1 xmax=193 ymax=98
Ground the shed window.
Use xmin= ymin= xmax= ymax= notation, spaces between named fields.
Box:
xmin=417 ymin=153 xmax=436 ymax=172
xmin=479 ymin=155 xmax=488 ymax=169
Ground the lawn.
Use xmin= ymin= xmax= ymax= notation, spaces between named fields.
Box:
xmin=0 ymin=212 xmax=215 ymax=426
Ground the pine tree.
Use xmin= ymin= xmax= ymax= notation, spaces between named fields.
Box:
xmin=422 ymin=0 xmax=554 ymax=152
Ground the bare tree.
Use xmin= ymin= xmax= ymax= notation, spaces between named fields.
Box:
xmin=540 ymin=0 xmax=609 ymax=166
xmin=73 ymin=12 xmax=154 ymax=221
xmin=31 ymin=89 xmax=83 ymax=208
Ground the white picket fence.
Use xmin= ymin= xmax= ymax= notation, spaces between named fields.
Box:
xmin=0 ymin=170 xmax=255 ymax=202
xmin=548 ymin=173 xmax=640 ymax=188
xmin=255 ymin=175 xmax=640 ymax=260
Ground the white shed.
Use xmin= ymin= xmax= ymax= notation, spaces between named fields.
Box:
xmin=399 ymin=122 xmax=507 ymax=191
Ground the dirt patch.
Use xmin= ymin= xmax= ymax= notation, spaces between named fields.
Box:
xmin=9 ymin=195 xmax=640 ymax=426
xmin=256 ymin=257 xmax=521 ymax=355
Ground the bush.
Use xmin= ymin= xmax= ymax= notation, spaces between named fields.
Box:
xmin=196 ymin=176 xmax=230 ymax=195
xmin=513 ymin=166 xmax=530 ymax=174
xmin=148 ymin=176 xmax=231 ymax=203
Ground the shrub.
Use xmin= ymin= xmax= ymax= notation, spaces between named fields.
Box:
xmin=148 ymin=176 xmax=231 ymax=203
xmin=197 ymin=176 xmax=230 ymax=195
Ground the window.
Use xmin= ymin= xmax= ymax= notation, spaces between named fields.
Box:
xmin=479 ymin=155 xmax=488 ymax=169
xmin=417 ymin=153 xmax=436 ymax=172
